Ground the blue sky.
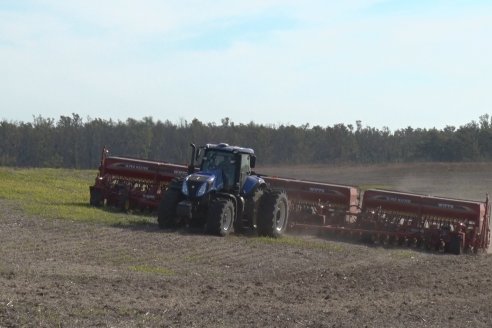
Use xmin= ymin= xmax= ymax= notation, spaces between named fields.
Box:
xmin=1 ymin=0 xmax=491 ymax=130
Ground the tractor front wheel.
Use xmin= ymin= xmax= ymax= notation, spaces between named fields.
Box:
xmin=257 ymin=190 xmax=289 ymax=238
xmin=206 ymin=199 xmax=235 ymax=236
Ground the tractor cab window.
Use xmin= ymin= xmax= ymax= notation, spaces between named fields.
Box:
xmin=201 ymin=151 xmax=234 ymax=170
xmin=201 ymin=150 xmax=237 ymax=188
xmin=239 ymin=154 xmax=252 ymax=189
xmin=240 ymin=154 xmax=251 ymax=175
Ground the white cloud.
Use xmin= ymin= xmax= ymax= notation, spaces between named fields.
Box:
xmin=1 ymin=0 xmax=491 ymax=129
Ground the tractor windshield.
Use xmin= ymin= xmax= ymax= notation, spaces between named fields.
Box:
xmin=201 ymin=150 xmax=235 ymax=171
xmin=201 ymin=150 xmax=236 ymax=188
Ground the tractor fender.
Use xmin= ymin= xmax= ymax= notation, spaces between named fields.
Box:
xmin=242 ymin=176 xmax=266 ymax=197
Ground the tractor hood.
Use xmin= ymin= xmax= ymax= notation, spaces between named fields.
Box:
xmin=181 ymin=170 xmax=224 ymax=198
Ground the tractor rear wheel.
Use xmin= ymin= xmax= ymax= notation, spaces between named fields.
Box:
xmin=158 ymin=183 xmax=182 ymax=229
xmin=206 ymin=199 xmax=235 ymax=236
xmin=257 ymin=190 xmax=289 ymax=238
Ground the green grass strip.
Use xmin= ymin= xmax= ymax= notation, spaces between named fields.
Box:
xmin=0 ymin=167 xmax=152 ymax=225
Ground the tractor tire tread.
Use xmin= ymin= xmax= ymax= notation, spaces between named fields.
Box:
xmin=206 ymin=199 xmax=235 ymax=236
xmin=257 ymin=190 xmax=289 ymax=238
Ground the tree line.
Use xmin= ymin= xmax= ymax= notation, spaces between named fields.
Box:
xmin=1 ymin=113 xmax=492 ymax=169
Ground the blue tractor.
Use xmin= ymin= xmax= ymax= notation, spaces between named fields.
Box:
xmin=157 ymin=143 xmax=289 ymax=237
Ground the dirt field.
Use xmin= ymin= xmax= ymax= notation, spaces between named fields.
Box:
xmin=1 ymin=164 xmax=492 ymax=327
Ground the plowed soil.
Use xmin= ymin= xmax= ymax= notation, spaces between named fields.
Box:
xmin=1 ymin=163 xmax=492 ymax=327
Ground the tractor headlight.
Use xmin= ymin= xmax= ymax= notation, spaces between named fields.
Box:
xmin=182 ymin=180 xmax=189 ymax=196
xmin=196 ymin=182 xmax=208 ymax=197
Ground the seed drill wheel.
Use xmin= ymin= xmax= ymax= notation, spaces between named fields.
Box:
xmin=447 ymin=234 xmax=463 ymax=255
xmin=206 ymin=199 xmax=235 ymax=236
xmin=118 ymin=192 xmax=130 ymax=212
xmin=257 ymin=190 xmax=289 ymax=238
xmin=157 ymin=181 xmax=183 ymax=229
xmin=89 ymin=188 xmax=103 ymax=207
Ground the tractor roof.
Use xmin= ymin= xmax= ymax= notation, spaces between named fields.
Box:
xmin=205 ymin=143 xmax=255 ymax=155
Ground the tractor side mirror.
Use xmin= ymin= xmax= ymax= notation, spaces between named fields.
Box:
xmin=250 ymin=155 xmax=256 ymax=168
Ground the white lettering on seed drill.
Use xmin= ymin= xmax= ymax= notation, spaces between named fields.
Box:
xmin=124 ymin=164 xmax=149 ymax=171
xmin=309 ymin=187 xmax=325 ymax=193
xmin=438 ymin=203 xmax=454 ymax=209
xmin=384 ymin=197 xmax=411 ymax=204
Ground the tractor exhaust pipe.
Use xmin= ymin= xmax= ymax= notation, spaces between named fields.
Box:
xmin=188 ymin=143 xmax=197 ymax=174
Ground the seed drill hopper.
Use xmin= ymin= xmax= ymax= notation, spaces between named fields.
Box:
xmin=270 ymin=179 xmax=490 ymax=254
xmin=89 ymin=147 xmax=190 ymax=211
xmin=90 ymin=145 xmax=490 ymax=254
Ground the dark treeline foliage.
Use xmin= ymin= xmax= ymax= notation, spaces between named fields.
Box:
xmin=2 ymin=113 xmax=492 ymax=169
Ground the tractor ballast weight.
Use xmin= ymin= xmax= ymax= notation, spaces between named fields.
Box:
xmin=89 ymin=145 xmax=490 ymax=253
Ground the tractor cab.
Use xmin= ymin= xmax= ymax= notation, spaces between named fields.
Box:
xmin=185 ymin=143 xmax=257 ymax=197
